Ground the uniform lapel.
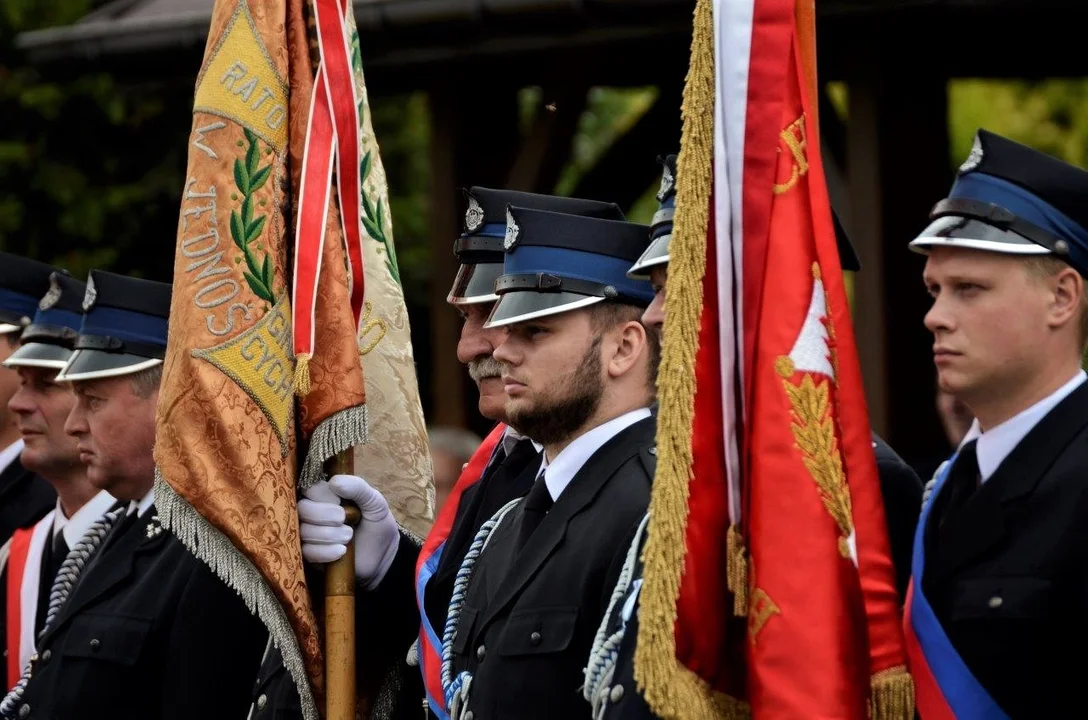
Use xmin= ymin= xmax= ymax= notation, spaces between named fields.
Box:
xmin=39 ymin=511 xmax=167 ymax=645
xmin=477 ymin=418 xmax=654 ymax=632
xmin=929 ymin=380 xmax=1088 ymax=583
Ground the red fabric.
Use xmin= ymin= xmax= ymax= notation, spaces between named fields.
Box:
xmin=673 ymin=197 xmax=746 ymax=698
xmin=415 ymin=422 xmax=506 ymax=581
xmin=741 ymin=10 xmax=906 ymax=717
xmin=903 ymin=582 xmax=957 ymax=720
xmin=6 ymin=528 xmax=32 ymax=689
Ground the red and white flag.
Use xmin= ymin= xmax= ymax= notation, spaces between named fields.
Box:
xmin=633 ymin=0 xmax=914 ymax=717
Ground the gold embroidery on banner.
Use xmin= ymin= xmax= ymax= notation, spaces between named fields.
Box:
xmin=777 ymin=263 xmax=855 ymax=560
xmin=357 ymin=301 xmax=388 ymax=357
xmin=193 ymin=1 xmax=289 ymax=154
xmin=192 ymin=297 xmax=296 ymax=453
xmin=747 ymin=586 xmax=780 ymax=644
xmin=772 ymin=114 xmax=808 ymax=195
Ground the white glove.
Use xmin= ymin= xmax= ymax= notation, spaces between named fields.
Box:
xmin=298 ymin=474 xmax=400 ymax=590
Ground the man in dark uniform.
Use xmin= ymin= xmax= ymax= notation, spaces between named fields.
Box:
xmin=1 ymin=272 xmax=116 ymax=684
xmin=0 ymin=254 xmax=58 ymax=546
xmin=905 ymin=130 xmax=1088 ymax=718
xmin=250 ymin=189 xmax=628 ymax=719
xmin=584 ymin=155 xmax=922 ymax=718
xmin=0 ymin=270 xmax=266 ymax=720
xmin=439 ymin=205 xmax=657 ymax=719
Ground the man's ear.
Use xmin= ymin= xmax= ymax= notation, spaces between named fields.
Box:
xmin=1049 ymin=266 xmax=1084 ymax=331
xmin=605 ymin=320 xmax=647 ymax=379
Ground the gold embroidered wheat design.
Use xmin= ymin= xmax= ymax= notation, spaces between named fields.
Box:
xmin=777 ymin=360 xmax=854 ymax=558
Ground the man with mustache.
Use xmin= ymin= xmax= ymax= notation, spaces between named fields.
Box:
xmin=905 ymin=130 xmax=1088 ymax=717
xmin=439 ymin=204 xmax=657 ymax=719
xmin=0 ymin=270 xmax=266 ymax=720
xmin=0 ymin=272 xmax=116 ymax=687
xmin=584 ymin=155 xmax=923 ymax=719
xmin=250 ymin=189 xmax=628 ymax=719
xmin=0 ymin=255 xmax=57 ymax=546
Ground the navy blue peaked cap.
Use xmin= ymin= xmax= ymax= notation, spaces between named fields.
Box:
xmin=0 ymin=252 xmax=61 ymax=334
xmin=4 ymin=272 xmax=88 ymax=370
xmin=629 ymin=154 xmax=677 ymax=279
xmin=56 ymin=270 xmax=172 ymax=382
xmin=485 ymin=205 xmax=655 ymax=328
xmin=911 ymin=129 xmax=1088 ymax=276
xmin=449 ymin=187 xmax=626 ymax=305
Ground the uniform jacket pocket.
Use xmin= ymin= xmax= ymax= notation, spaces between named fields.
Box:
xmin=952 ymin=577 xmax=1052 ymax=621
xmin=497 ymin=606 xmax=579 ymax=657
xmin=60 ymin=613 xmax=152 ymax=665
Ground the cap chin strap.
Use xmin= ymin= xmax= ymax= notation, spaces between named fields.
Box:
xmin=930 ymin=198 xmax=1073 ymax=257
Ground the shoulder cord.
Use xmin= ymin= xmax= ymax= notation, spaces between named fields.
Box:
xmin=0 ymin=506 xmax=127 ymax=718
xmin=440 ymin=497 xmax=521 ymax=720
xmin=584 ymin=512 xmax=650 ymax=720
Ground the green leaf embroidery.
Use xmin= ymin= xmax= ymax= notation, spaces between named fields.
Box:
xmin=360 ymin=151 xmax=372 ymax=184
xmin=231 ymin=132 xmax=277 ymax=303
xmin=233 ymin=158 xmax=250 ymax=196
xmin=246 ymin=215 xmax=267 ymax=244
xmin=249 ymin=165 xmax=272 ymax=193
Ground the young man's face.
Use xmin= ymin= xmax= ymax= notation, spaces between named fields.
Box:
xmin=8 ymin=366 xmax=81 ymax=478
xmin=493 ymin=308 xmax=606 ymax=446
xmin=923 ymin=246 xmax=1057 ymax=404
xmin=65 ymin=375 xmax=158 ymax=500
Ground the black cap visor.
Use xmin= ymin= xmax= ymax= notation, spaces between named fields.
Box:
xmin=55 ymin=349 xmax=163 ymax=383
xmin=627 ymin=234 xmax=671 ymax=279
xmin=447 ymin=262 xmax=502 ymax=305
xmin=4 ymin=342 xmax=73 ymax=370
xmin=484 ymin=291 xmax=604 ymax=328
xmin=909 ymin=215 xmax=1051 ymax=256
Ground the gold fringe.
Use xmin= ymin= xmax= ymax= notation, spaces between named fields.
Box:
xmin=869 ymin=666 xmax=915 ymax=720
xmin=632 ymin=0 xmax=747 ymax=716
xmin=726 ymin=524 xmax=748 ymax=616
xmin=293 ymin=353 xmax=312 ymax=396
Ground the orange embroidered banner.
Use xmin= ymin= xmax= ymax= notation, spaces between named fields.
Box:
xmin=153 ymin=2 xmax=368 ymax=718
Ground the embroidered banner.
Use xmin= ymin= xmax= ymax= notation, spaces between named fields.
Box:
xmin=153 ymin=2 xmax=368 ymax=718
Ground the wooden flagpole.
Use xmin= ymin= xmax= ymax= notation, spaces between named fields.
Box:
xmin=325 ymin=451 xmax=360 ymax=720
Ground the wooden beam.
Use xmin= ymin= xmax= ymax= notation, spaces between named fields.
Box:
xmin=507 ymin=82 xmax=590 ymax=193
xmin=426 ymin=77 xmax=521 ymax=431
xmin=845 ymin=36 xmax=953 ymax=469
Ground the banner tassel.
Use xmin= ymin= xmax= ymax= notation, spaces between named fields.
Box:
xmin=726 ymin=524 xmax=748 ymax=616
xmin=293 ymin=353 xmax=313 ymax=396
xmin=870 ymin=666 xmax=916 ymax=720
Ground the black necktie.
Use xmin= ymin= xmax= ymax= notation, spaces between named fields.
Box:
xmin=515 ymin=472 xmax=554 ymax=552
xmin=939 ymin=439 xmax=980 ymax=529
xmin=35 ymin=531 xmax=69 ymax=636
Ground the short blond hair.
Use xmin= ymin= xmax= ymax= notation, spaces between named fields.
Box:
xmin=1023 ymin=255 xmax=1088 ymax=351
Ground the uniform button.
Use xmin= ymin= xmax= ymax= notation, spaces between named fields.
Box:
xmin=530 ymin=631 xmax=542 ymax=646
xmin=464 ymin=712 xmax=474 ymax=720
xmin=256 ymin=694 xmax=268 ymax=711
xmin=40 ymin=650 xmax=51 ymax=664
xmin=610 ymin=684 xmax=625 ymax=703
xmin=988 ymin=596 xmax=1003 ymax=609
xmin=476 ymin=645 xmax=486 ymax=661
xmin=90 ymin=639 xmax=101 ymax=652
xmin=18 ymin=704 xmax=30 ymax=719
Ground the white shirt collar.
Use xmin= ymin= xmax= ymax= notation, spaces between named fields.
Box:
xmin=501 ymin=425 xmax=542 ymax=457
xmin=537 ymin=407 xmax=652 ymax=501
xmin=127 ymin=489 xmax=156 ymax=517
xmin=0 ymin=438 xmax=25 ymax=475
xmin=52 ymin=489 xmax=118 ymax=548
xmin=962 ymin=370 xmax=1087 ymax=482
